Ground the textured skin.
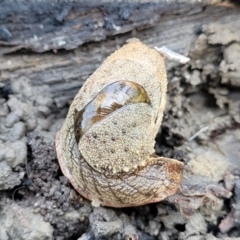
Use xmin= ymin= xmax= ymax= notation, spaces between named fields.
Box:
xmin=56 ymin=39 xmax=183 ymax=207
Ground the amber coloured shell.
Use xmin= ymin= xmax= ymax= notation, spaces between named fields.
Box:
xmin=74 ymin=80 xmax=150 ymax=143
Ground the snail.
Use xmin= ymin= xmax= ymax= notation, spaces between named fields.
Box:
xmin=55 ymin=39 xmax=183 ymax=207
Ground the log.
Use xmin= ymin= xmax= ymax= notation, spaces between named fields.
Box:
xmin=0 ymin=1 xmax=207 ymax=55
xmin=0 ymin=1 xmax=239 ymax=108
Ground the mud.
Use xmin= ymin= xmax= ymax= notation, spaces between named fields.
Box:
xmin=0 ymin=22 xmax=240 ymax=240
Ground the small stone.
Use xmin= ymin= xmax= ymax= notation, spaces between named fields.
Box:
xmin=0 ymin=161 xmax=24 ymax=190
xmin=15 ymin=109 xmax=24 ymax=118
xmin=0 ymin=99 xmax=9 ymax=117
xmin=90 ymin=207 xmax=123 ymax=237
xmin=0 ymin=204 xmax=53 ymax=239
xmin=37 ymin=118 xmax=51 ymax=131
xmin=9 ymin=122 xmax=26 ymax=141
xmin=7 ymin=96 xmax=19 ymax=112
xmin=37 ymin=106 xmax=51 ymax=117
xmin=162 ymin=211 xmax=186 ymax=229
xmin=147 ymin=220 xmax=161 ymax=236
xmin=11 ymin=77 xmax=33 ymax=97
xmin=5 ymin=112 xmax=20 ymax=128
xmin=0 ymin=144 xmax=15 ymax=163
xmin=26 ymin=118 xmax=38 ymax=131
xmin=181 ymin=213 xmax=207 ymax=239
xmin=36 ymin=96 xmax=53 ymax=107
xmin=63 ymin=210 xmax=81 ymax=222
xmin=10 ymin=141 xmax=27 ymax=167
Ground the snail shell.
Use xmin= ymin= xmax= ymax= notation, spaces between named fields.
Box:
xmin=74 ymin=80 xmax=150 ymax=143
xmin=56 ymin=39 xmax=183 ymax=207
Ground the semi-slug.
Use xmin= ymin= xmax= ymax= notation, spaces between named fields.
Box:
xmin=55 ymin=39 xmax=183 ymax=207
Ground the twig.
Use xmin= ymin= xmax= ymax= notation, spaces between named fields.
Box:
xmin=188 ymin=126 xmax=209 ymax=141
xmin=154 ymin=46 xmax=190 ymax=64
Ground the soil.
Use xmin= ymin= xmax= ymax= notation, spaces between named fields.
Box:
xmin=0 ymin=11 xmax=240 ymax=240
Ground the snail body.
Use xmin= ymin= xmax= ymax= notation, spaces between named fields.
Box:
xmin=56 ymin=39 xmax=183 ymax=207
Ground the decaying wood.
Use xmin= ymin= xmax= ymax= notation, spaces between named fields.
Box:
xmin=0 ymin=1 xmax=239 ymax=109
xmin=0 ymin=1 xmax=205 ymax=55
